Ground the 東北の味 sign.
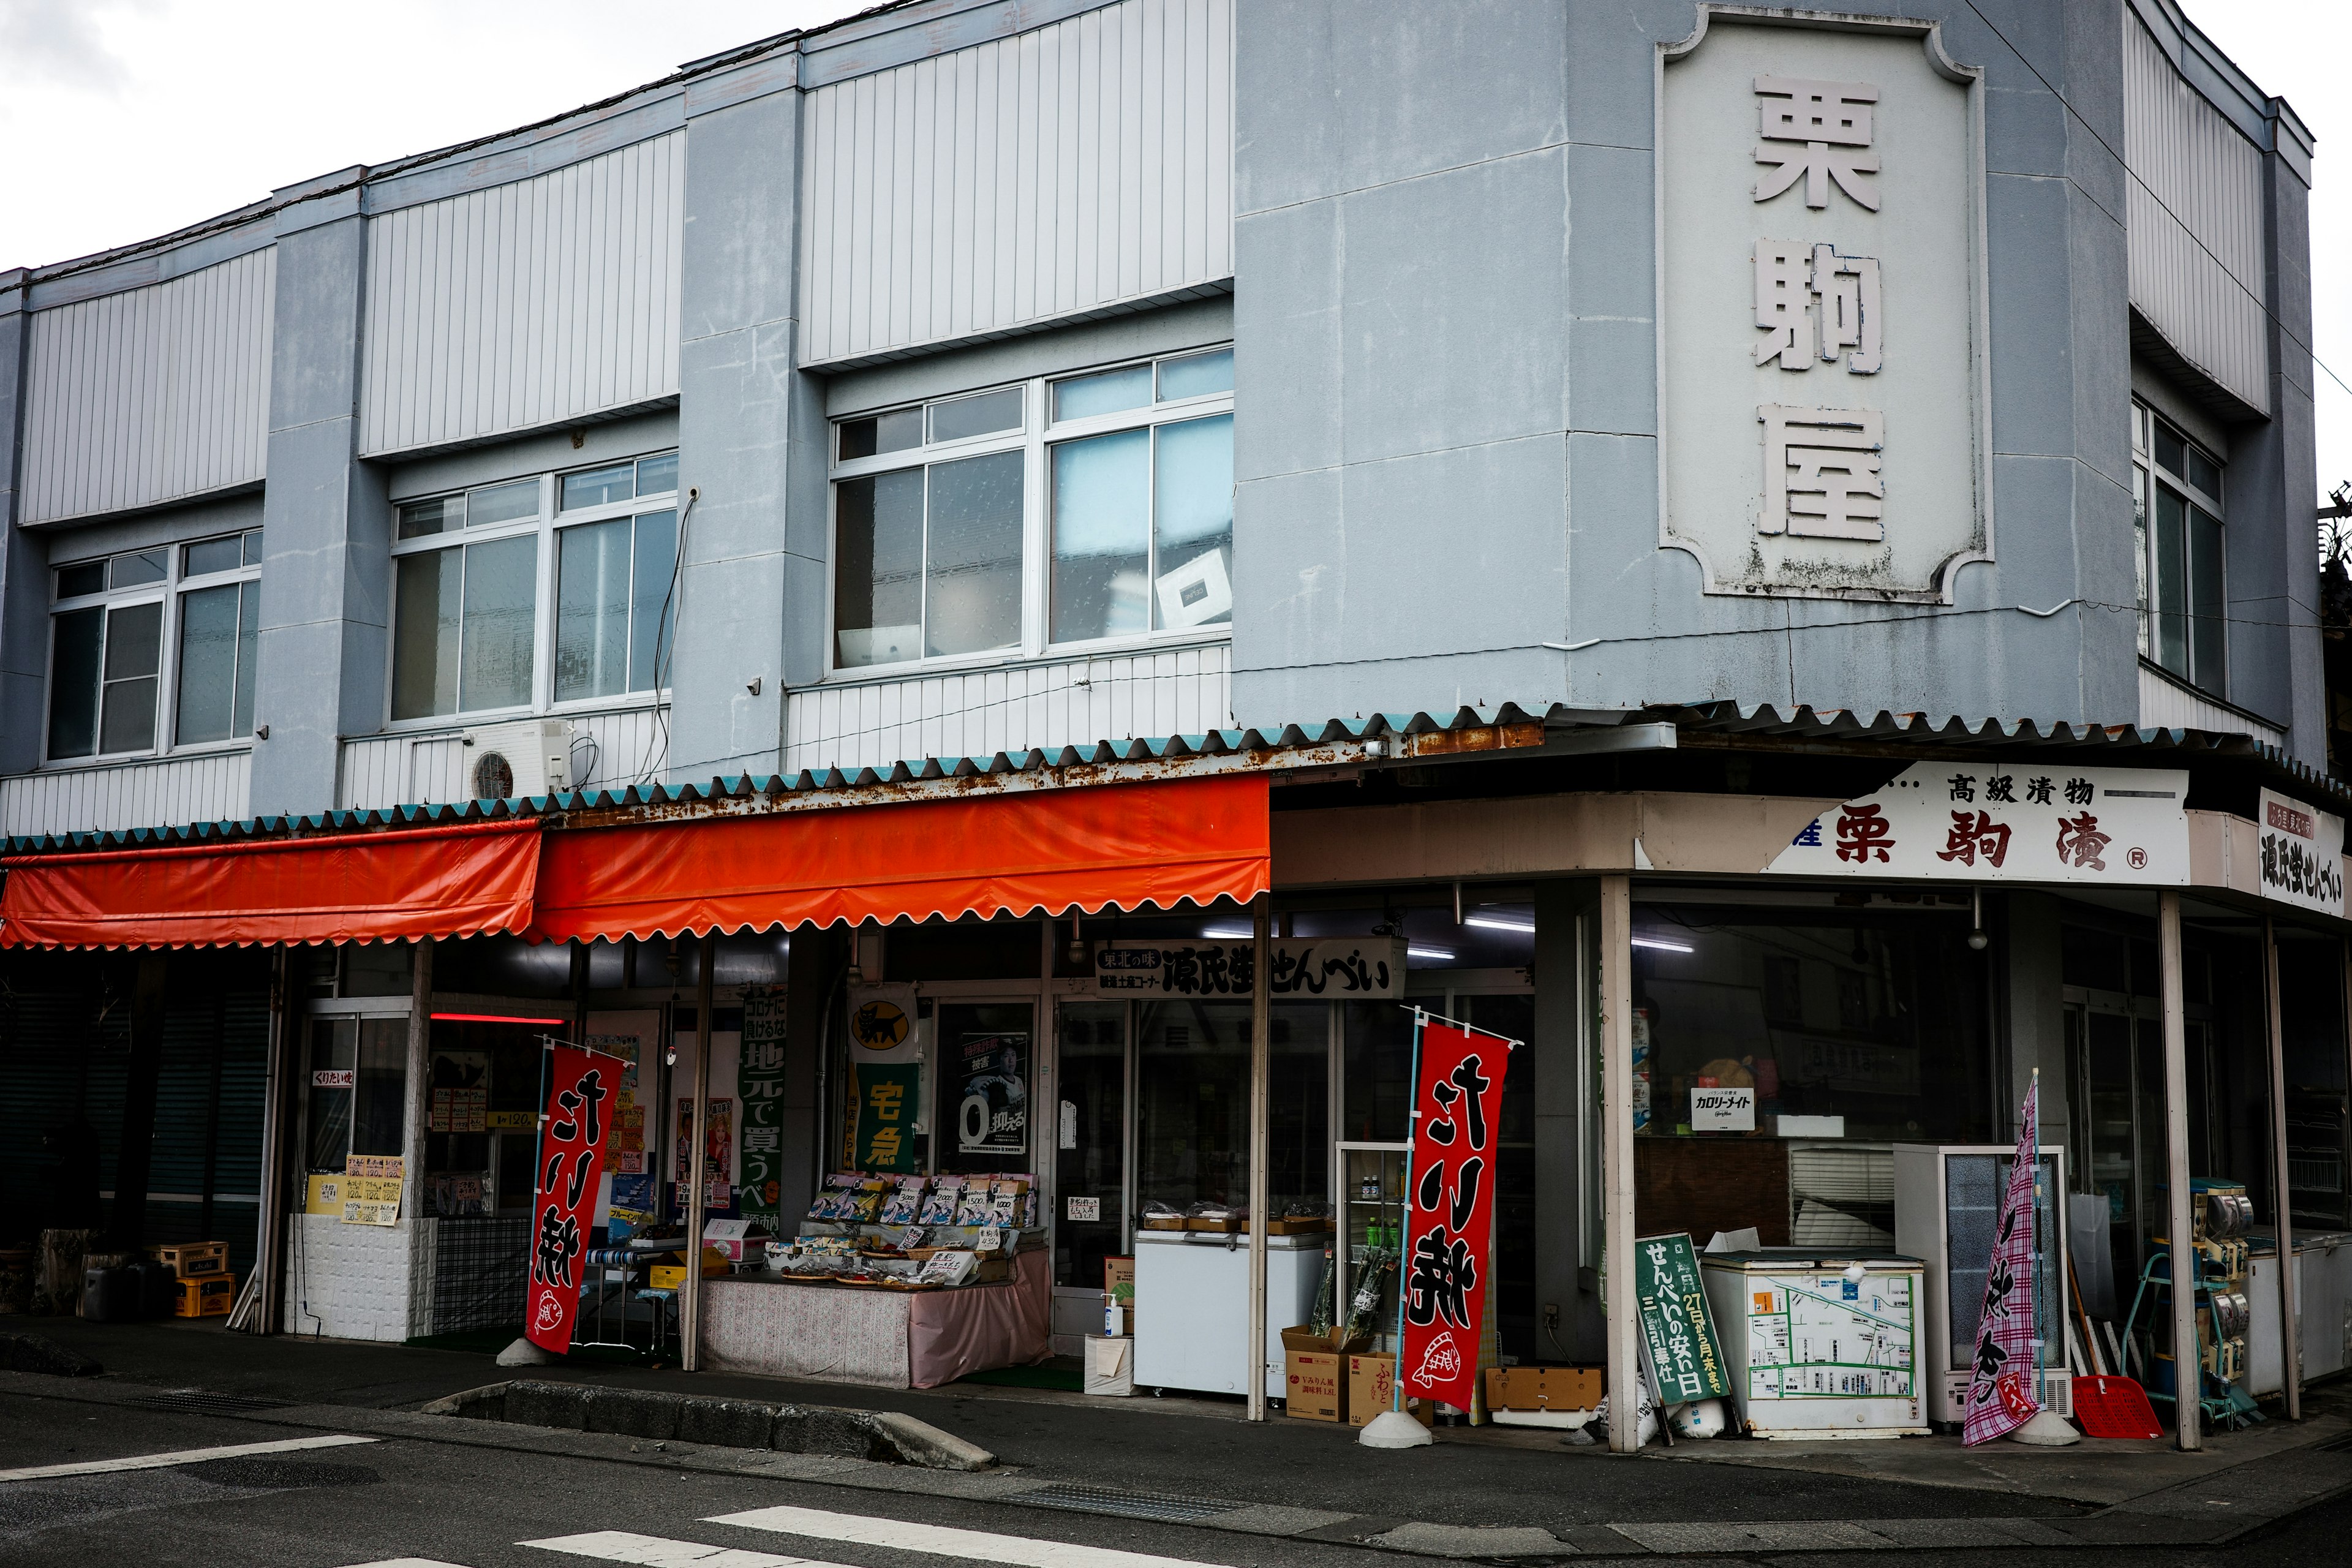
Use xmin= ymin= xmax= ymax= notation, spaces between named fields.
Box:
xmin=1768 ymin=763 xmax=2188 ymax=885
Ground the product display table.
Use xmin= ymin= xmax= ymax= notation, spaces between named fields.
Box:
xmin=701 ymin=1247 xmax=1050 ymax=1389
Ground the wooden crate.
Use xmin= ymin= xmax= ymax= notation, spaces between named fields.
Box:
xmin=152 ymin=1242 xmax=228 ymax=1279
xmin=173 ymin=1273 xmax=235 ymax=1318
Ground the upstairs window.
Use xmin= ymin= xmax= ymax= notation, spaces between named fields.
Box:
xmin=2132 ymin=402 xmax=2225 ymax=695
xmin=389 ymin=453 xmax=677 ymax=721
xmin=829 ymin=347 xmax=1233 ymax=675
xmin=47 ymin=529 xmax=263 ymax=763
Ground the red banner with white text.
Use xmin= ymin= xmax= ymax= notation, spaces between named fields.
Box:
xmin=526 ymin=1044 xmax=619 ymax=1354
xmin=1399 ymin=1017 xmax=1514 ymax=1412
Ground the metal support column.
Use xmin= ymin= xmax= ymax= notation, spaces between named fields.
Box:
xmin=1247 ymin=892 xmax=1272 ymax=1422
xmin=402 ymin=939 xmax=434 ymax=1243
xmin=2160 ymin=891 xmax=2199 ymax=1450
xmin=2264 ymin=917 xmax=2302 ymax=1419
xmin=251 ymin=944 xmax=295 ymax=1334
xmin=683 ymin=937 xmax=715 ymax=1371
xmin=1599 ymin=874 xmax=1638 ymax=1453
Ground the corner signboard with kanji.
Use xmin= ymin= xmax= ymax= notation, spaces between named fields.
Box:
xmin=1766 ymin=763 xmax=2188 ymax=884
xmin=854 ymin=1061 xmax=923 ymax=1174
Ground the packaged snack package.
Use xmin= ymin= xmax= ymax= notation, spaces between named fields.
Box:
xmin=917 ymin=1176 xmax=966 ymax=1225
xmin=877 ymin=1177 xmax=926 ymax=1225
xmin=915 ymin=1250 xmax=978 ymax=1287
xmin=954 ymin=1183 xmax=995 ymax=1226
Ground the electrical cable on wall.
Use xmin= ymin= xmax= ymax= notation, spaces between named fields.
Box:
xmin=635 ymin=485 xmax=700 ymax=789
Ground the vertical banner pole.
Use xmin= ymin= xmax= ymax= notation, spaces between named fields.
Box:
xmin=1599 ymin=874 xmax=1638 ymax=1453
xmin=684 ymin=936 xmax=715 ymax=1372
xmin=253 ymin=943 xmax=292 ymax=1335
xmin=403 ymin=939 xmax=433 ymax=1243
xmin=1247 ymin=893 xmax=1272 ymax=1422
xmin=2158 ymin=891 xmax=2199 ymax=1450
xmin=2265 ymin=916 xmax=2302 ymax=1420
xmin=1390 ymin=1009 xmax=1426 ymax=1413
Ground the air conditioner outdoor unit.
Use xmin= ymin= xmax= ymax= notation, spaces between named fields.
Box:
xmin=460 ymin=718 xmax=575 ymax=800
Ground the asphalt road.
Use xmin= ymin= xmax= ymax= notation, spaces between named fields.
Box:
xmin=0 ymin=1385 xmax=2348 ymax=1568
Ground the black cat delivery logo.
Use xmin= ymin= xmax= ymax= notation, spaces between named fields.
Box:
xmin=852 ymin=999 xmax=910 ymax=1051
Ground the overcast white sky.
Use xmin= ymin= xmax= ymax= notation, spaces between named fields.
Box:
xmin=0 ymin=0 xmax=2340 ymax=505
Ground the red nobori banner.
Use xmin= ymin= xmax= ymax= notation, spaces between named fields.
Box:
xmin=526 ymin=1043 xmax=620 ymax=1354
xmin=1400 ymin=1016 xmax=1514 ymax=1412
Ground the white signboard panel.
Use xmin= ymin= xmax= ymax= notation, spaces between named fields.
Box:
xmin=1660 ymin=18 xmax=1986 ymax=599
xmin=1094 ymin=937 xmax=1408 ymax=999
xmin=1767 ymin=763 xmax=2188 ymax=884
xmin=1740 ymin=1269 xmax=1916 ymax=1400
xmin=1692 ymin=1085 xmax=1757 ymax=1131
xmin=2256 ymin=788 xmax=2346 ymax=918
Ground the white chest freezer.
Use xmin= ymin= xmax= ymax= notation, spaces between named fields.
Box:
xmin=1133 ymin=1230 xmax=1327 ymax=1400
xmin=1700 ymin=1250 xmax=1929 ymax=1438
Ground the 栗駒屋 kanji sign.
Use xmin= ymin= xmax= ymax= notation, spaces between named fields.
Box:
xmin=1398 ymin=1017 xmax=1515 ymax=1414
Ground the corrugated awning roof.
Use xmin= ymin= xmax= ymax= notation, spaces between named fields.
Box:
xmin=2 ymin=701 xmax=2339 ymax=858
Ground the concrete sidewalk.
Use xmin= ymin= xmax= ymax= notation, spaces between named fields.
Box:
xmin=8 ymin=1314 xmax=2352 ymax=1556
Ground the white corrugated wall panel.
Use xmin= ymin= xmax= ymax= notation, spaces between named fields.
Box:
xmin=782 ymin=643 xmax=1231 ymax=774
xmin=799 ymin=0 xmax=1232 ymax=364
xmin=337 ymin=707 xmax=669 ymax=810
xmin=20 ymin=250 xmax=274 ymax=526
xmin=2123 ymin=20 xmax=2269 ymax=413
xmin=2138 ymin=666 xmax=2282 ymax=748
xmin=0 ymin=753 xmax=253 ymax=838
xmin=358 ymin=134 xmax=684 ymax=456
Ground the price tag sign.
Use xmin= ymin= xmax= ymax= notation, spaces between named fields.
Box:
xmin=1066 ymin=1196 xmax=1101 ymax=1222
xmin=1690 ymin=1086 xmax=1756 ymax=1132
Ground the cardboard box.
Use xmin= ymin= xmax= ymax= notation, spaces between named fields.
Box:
xmin=1346 ymin=1352 xmax=1433 ymax=1428
xmin=1280 ymin=1327 xmax=1345 ymax=1421
xmin=1484 ymin=1365 xmax=1604 ymax=1412
xmin=1105 ymin=1256 xmax=1135 ymax=1306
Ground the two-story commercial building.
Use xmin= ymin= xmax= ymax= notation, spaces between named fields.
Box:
xmin=0 ymin=0 xmax=2339 ymax=1446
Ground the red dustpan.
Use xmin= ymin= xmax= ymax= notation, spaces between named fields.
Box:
xmin=2072 ymin=1375 xmax=2163 ymax=1439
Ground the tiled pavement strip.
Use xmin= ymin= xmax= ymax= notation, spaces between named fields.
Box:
xmin=10 ymin=1370 xmax=2352 ymax=1557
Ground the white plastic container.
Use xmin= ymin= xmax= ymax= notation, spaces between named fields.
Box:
xmin=1700 ymin=1250 xmax=1930 ymax=1438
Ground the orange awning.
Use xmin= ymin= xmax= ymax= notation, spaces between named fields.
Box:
xmin=529 ymin=773 xmax=1268 ymax=940
xmin=0 ymin=820 xmax=541 ymax=950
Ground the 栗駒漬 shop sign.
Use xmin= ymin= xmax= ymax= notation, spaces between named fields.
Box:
xmin=1767 ymin=763 xmax=2188 ymax=885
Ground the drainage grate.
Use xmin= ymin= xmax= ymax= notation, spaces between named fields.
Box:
xmin=1019 ymin=1483 xmax=1246 ymax=1523
xmin=125 ymin=1390 xmax=295 ymax=1416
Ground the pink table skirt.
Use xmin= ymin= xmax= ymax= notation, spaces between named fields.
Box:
xmin=702 ymin=1249 xmax=1052 ymax=1390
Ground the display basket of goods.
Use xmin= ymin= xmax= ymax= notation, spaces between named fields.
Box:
xmin=1139 ymin=1202 xmax=1187 ymax=1232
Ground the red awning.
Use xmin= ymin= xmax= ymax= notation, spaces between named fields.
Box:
xmin=0 ymin=820 xmax=541 ymax=950
xmin=529 ymin=773 xmax=1268 ymax=940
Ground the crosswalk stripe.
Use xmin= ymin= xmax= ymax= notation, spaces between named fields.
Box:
xmin=706 ymin=1506 xmax=1243 ymax=1568
xmin=522 ymin=1531 xmax=848 ymax=1567
xmin=335 ymin=1560 xmax=473 ymax=1567
xmin=0 ymin=1433 xmax=378 ymax=1482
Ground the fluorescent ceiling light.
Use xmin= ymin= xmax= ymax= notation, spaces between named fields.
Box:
xmin=1200 ymin=925 xmax=1253 ymax=939
xmin=1630 ymin=935 xmax=1694 ymax=954
xmin=1408 ymin=946 xmax=1456 ymax=961
xmin=1463 ymin=914 xmax=1535 ymax=933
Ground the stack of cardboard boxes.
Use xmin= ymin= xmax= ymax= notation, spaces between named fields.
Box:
xmin=1280 ymin=1327 xmax=1436 ymax=1428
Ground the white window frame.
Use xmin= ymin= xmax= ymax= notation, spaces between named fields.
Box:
xmin=2130 ymin=399 xmax=2226 ymax=695
xmin=42 ymin=531 xmax=263 ymax=769
xmin=824 ymin=347 xmax=1235 ymax=682
xmin=382 ymin=452 xmax=680 ymax=733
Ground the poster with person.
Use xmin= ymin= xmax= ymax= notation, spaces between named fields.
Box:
xmin=956 ymin=1033 xmax=1028 ymax=1156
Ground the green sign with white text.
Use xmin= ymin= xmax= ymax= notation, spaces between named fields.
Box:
xmin=1633 ymin=1231 xmax=1733 ymax=1404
